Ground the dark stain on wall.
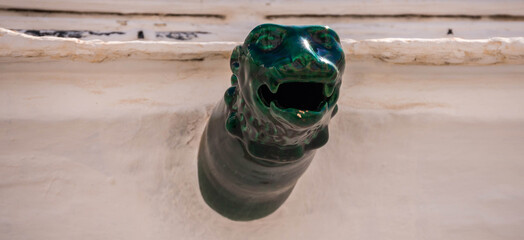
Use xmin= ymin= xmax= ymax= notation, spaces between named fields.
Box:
xmin=156 ymin=31 xmax=210 ymax=41
xmin=16 ymin=29 xmax=125 ymax=38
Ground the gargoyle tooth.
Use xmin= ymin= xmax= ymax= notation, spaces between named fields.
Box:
xmin=321 ymin=102 xmax=329 ymax=113
xmin=324 ymin=83 xmax=335 ymax=97
xmin=268 ymin=81 xmax=279 ymax=94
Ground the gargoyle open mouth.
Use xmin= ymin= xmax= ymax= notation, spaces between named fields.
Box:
xmin=258 ymin=82 xmax=334 ymax=112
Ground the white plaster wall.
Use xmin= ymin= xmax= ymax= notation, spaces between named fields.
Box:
xmin=1 ymin=1 xmax=524 ymax=239
xmin=1 ymin=57 xmax=523 ymax=239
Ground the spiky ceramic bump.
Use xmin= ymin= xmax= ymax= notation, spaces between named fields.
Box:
xmin=198 ymin=23 xmax=345 ymax=221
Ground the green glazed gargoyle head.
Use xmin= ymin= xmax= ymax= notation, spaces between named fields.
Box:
xmin=225 ymin=23 xmax=345 ymax=162
xmin=198 ymin=24 xmax=345 ymax=220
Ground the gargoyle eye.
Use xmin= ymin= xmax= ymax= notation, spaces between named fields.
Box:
xmin=255 ymin=30 xmax=284 ymax=52
xmin=311 ymin=28 xmax=339 ymax=49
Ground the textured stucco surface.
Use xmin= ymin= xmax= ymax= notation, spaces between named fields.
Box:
xmin=2 ymin=0 xmax=524 ymax=237
xmin=1 ymin=58 xmax=523 ymax=239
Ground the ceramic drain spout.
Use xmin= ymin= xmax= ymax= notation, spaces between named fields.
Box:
xmin=198 ymin=23 xmax=345 ymax=221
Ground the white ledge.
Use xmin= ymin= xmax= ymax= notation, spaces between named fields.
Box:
xmin=344 ymin=38 xmax=524 ymax=65
xmin=1 ymin=28 xmax=523 ymax=65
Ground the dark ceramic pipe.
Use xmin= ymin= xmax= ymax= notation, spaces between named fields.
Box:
xmin=198 ymin=24 xmax=345 ymax=221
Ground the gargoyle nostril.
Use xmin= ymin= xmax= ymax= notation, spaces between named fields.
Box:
xmin=310 ymin=61 xmax=320 ymax=71
xmin=292 ymin=58 xmax=305 ymax=69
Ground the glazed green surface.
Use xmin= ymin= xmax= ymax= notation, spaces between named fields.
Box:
xmin=198 ymin=24 xmax=345 ymax=221
xmin=227 ymin=23 xmax=344 ymax=160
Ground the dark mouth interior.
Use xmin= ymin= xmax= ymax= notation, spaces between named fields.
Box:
xmin=258 ymin=82 xmax=328 ymax=111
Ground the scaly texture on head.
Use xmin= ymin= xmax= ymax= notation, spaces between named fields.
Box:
xmin=224 ymin=24 xmax=345 ymax=162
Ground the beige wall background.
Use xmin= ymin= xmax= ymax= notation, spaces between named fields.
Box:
xmin=0 ymin=1 xmax=523 ymax=239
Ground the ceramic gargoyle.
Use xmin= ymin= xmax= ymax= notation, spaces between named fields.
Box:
xmin=198 ymin=23 xmax=345 ymax=221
